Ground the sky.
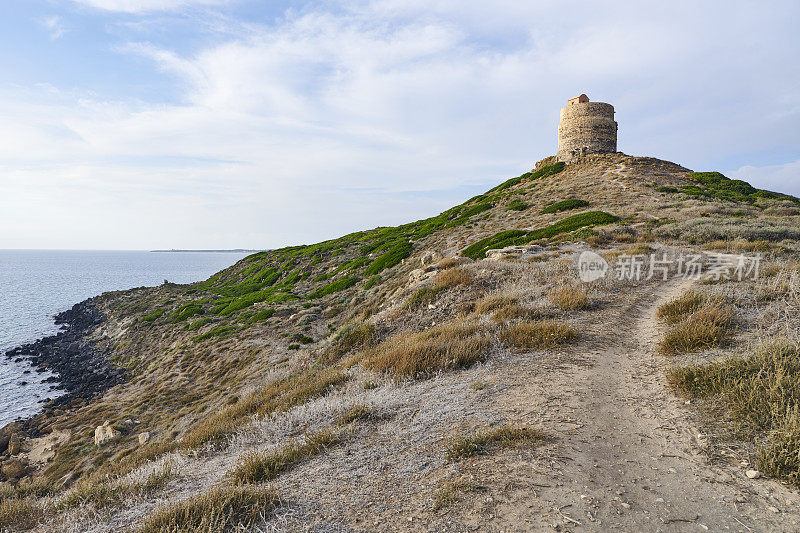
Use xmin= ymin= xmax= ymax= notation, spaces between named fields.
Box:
xmin=1 ymin=0 xmax=798 ymax=250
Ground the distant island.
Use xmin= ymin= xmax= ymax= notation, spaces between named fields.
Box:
xmin=151 ymin=249 xmax=264 ymax=253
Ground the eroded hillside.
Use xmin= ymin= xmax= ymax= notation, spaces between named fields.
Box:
xmin=3 ymin=153 xmax=800 ymax=532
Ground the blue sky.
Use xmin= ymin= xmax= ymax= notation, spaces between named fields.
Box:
xmin=1 ymin=0 xmax=798 ymax=250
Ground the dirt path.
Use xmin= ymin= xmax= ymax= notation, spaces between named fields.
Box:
xmin=42 ymin=278 xmax=800 ymax=532
xmin=489 ymin=279 xmax=800 ymax=531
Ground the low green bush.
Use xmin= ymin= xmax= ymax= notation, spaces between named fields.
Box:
xmin=308 ymin=276 xmax=359 ymax=299
xmin=171 ymin=303 xmax=204 ymax=323
xmin=142 ymin=309 xmax=165 ymax=323
xmin=195 ymin=325 xmax=237 ymax=342
xmin=506 ymin=199 xmax=528 ymax=211
xmin=462 ymin=211 xmax=618 ymax=259
xmin=541 ymin=198 xmax=589 ymax=214
xmin=365 ymin=240 xmax=413 ymax=275
xmin=187 ymin=317 xmax=213 ymax=331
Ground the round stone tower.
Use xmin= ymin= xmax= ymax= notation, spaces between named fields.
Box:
xmin=556 ymin=94 xmax=617 ymax=162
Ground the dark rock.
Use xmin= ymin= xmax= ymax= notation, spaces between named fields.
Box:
xmin=3 ymin=300 xmax=127 ymax=424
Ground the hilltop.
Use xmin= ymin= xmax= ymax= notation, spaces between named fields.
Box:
xmin=3 ymin=153 xmax=800 ymax=531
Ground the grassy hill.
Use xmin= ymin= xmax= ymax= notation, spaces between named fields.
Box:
xmin=4 ymin=152 xmax=800 ymax=531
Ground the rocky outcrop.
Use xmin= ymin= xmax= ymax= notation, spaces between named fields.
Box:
xmin=94 ymin=421 xmax=117 ymax=446
xmin=1 ymin=458 xmax=28 ymax=480
xmin=485 ymin=245 xmax=545 ymax=261
xmin=3 ymin=300 xmax=126 ymax=413
xmin=8 ymin=434 xmax=21 ymax=455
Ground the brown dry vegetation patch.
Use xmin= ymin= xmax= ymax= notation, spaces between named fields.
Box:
xmin=499 ymin=320 xmax=579 ymax=352
xmin=182 ymin=367 xmax=348 ymax=449
xmin=230 ymin=428 xmax=342 ymax=484
xmin=445 ymin=424 xmax=545 ymax=461
xmin=138 ymin=485 xmax=280 ymax=533
xmin=657 ymin=292 xmax=734 ymax=355
xmin=363 ymin=322 xmax=491 ymax=378
xmin=548 ymin=286 xmax=590 ymax=311
xmin=668 ymin=340 xmax=800 ymax=486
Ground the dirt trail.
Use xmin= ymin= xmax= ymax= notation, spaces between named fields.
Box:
xmin=489 ymin=280 xmax=800 ymax=532
xmin=42 ymin=278 xmax=800 ymax=533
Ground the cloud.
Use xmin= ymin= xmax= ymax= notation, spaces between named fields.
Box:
xmin=2 ymin=0 xmax=800 ymax=248
xmin=39 ymin=16 xmax=66 ymax=40
xmin=70 ymin=0 xmax=232 ymax=14
xmin=728 ymin=160 xmax=800 ymax=197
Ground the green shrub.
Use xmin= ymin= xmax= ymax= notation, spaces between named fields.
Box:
xmin=171 ymin=303 xmax=204 ymax=323
xmin=541 ymin=198 xmax=589 ymax=214
xmin=529 ymin=161 xmax=566 ymax=180
xmin=365 ymin=240 xmax=413 ymax=275
xmin=308 ymin=276 xmax=359 ymax=299
xmin=214 ymin=289 xmax=297 ymax=316
xmin=364 ymin=275 xmax=381 ymax=289
xmin=462 ymin=211 xmax=618 ymax=259
xmin=249 ymin=309 xmax=275 ymax=322
xmin=142 ymin=309 xmax=165 ymax=323
xmin=195 ymin=325 xmax=237 ymax=342
xmin=660 ymin=171 xmax=800 ymax=204
xmin=187 ymin=317 xmax=213 ymax=331
xmin=506 ymin=199 xmax=528 ymax=211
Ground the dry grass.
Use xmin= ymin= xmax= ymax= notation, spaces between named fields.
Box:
xmin=335 ymin=403 xmax=372 ymax=425
xmin=404 ymin=285 xmax=439 ymax=309
xmin=658 ymin=302 xmax=734 ymax=355
xmin=363 ymin=322 xmax=491 ymax=378
xmin=0 ymin=497 xmax=42 ymax=530
xmin=434 ymin=267 xmax=474 ymax=289
xmin=325 ymin=323 xmax=379 ymax=363
xmin=229 ymin=428 xmax=342 ymax=484
xmin=405 ymin=268 xmax=474 ymax=310
xmin=499 ymin=320 xmax=579 ymax=352
xmin=138 ymin=485 xmax=280 ymax=533
xmin=626 ymin=243 xmax=655 ymax=256
xmin=474 ymin=292 xmax=518 ymax=315
xmin=182 ymin=367 xmax=348 ymax=449
xmin=656 ymin=290 xmax=707 ymax=324
xmin=437 ymin=257 xmax=470 ymax=270
xmin=57 ymin=463 xmax=172 ymax=511
xmin=445 ymin=424 xmax=544 ymax=461
xmin=705 ymin=239 xmax=775 ymax=253
xmin=492 ymin=303 xmax=545 ymax=323
xmin=432 ymin=480 xmax=487 ymax=510
xmin=548 ymin=286 xmax=590 ymax=311
xmin=668 ymin=339 xmax=800 ymax=486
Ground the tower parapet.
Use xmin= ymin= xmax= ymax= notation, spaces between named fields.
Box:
xmin=556 ymin=94 xmax=617 ymax=162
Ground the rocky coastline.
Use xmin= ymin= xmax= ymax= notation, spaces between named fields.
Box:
xmin=3 ymin=299 xmax=126 ymax=433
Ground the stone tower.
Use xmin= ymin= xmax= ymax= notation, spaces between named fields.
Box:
xmin=556 ymin=94 xmax=617 ymax=162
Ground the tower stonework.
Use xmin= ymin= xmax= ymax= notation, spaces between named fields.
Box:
xmin=556 ymin=94 xmax=617 ymax=162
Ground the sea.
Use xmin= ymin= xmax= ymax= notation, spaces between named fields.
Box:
xmin=0 ymin=250 xmax=251 ymax=428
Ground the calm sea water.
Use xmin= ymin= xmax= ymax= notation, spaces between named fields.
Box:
xmin=0 ymin=250 xmax=250 ymax=428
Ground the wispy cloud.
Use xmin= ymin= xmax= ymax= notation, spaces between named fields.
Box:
xmin=70 ymin=0 xmax=233 ymax=14
xmin=2 ymin=1 xmax=799 ymax=249
xmin=39 ymin=15 xmax=66 ymax=40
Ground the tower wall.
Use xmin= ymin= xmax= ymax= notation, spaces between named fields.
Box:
xmin=557 ymin=100 xmax=617 ymax=162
